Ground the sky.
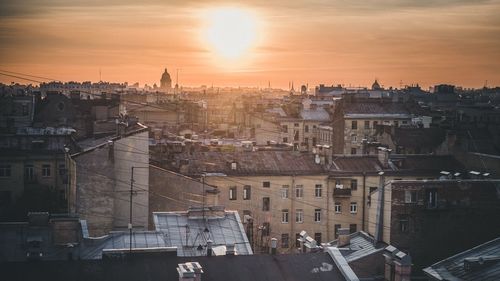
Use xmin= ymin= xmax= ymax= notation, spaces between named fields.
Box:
xmin=1 ymin=0 xmax=499 ymax=89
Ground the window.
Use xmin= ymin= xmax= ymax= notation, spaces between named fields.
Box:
xmin=334 ymin=224 xmax=341 ymax=239
xmin=294 ymin=130 xmax=299 ymax=141
xmin=349 ymin=224 xmax=357 ymax=234
xmin=335 ymin=202 xmax=341 ymax=213
xmin=296 ymin=209 xmax=303 ymax=223
xmin=262 ymin=222 xmax=270 ymax=236
xmin=243 ymin=185 xmax=251 ymax=200
xmin=282 ymin=125 xmax=288 ymax=133
xmin=296 ymin=233 xmax=301 ymax=248
xmin=58 ymin=164 xmax=67 ymax=176
xmin=304 ymin=137 xmax=309 ymax=145
xmin=314 ymin=209 xmax=321 ymax=222
xmin=373 ymin=121 xmax=378 ymax=127
xmin=350 ymin=202 xmax=358 ymax=214
xmin=295 ymin=185 xmax=303 ymax=198
xmin=314 ymin=233 xmax=322 ymax=244
xmin=42 ymin=164 xmax=51 ymax=177
xmin=350 ymin=179 xmax=358 ymax=190
xmin=229 ymin=186 xmax=237 ymax=200
xmin=364 ymin=120 xmax=370 ymax=129
xmin=399 ymin=215 xmax=409 ymax=233
xmin=351 ymin=148 xmax=357 ymax=155
xmin=281 ymin=209 xmax=289 ymax=223
xmin=394 ymin=121 xmax=399 ymax=127
xmin=305 ymin=125 xmax=309 ymax=133
xmin=351 ymin=120 xmax=357 ymax=130
xmin=404 ymin=190 xmax=417 ymax=203
xmin=22 ymin=104 xmax=28 ymax=116
xmin=351 ymin=134 xmax=357 ymax=143
xmin=315 ymin=184 xmax=322 ymax=197
xmin=263 ymin=181 xmax=270 ymax=188
xmin=294 ymin=123 xmax=299 ymax=127
xmin=427 ymin=189 xmax=438 ymax=208
xmin=24 ymin=165 xmax=34 ymax=180
xmin=283 ymin=137 xmax=288 ymax=143
xmin=262 ymin=197 xmax=270 ymax=211
xmin=281 ymin=185 xmax=289 ymax=198
xmin=281 ymin=234 xmax=289 ymax=248
xmin=0 ymin=164 xmax=12 ymax=177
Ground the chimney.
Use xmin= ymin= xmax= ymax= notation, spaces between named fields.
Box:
xmin=337 ymin=228 xmax=351 ymax=247
xmin=383 ymin=246 xmax=412 ymax=281
xmin=177 ymin=262 xmax=203 ymax=281
xmin=206 ymin=240 xmax=213 ymax=257
xmin=226 ymin=243 xmax=235 ymax=256
xmin=270 ymin=238 xmax=277 ymax=255
xmin=377 ymin=147 xmax=391 ymax=168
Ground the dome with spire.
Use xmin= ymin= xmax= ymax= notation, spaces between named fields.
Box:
xmin=160 ymin=68 xmax=172 ymax=89
xmin=372 ymin=79 xmax=381 ymax=90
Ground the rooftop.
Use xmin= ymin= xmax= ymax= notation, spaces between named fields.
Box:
xmin=423 ymin=237 xmax=500 ymax=281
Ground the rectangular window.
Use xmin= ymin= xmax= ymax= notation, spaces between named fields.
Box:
xmin=296 ymin=209 xmax=303 ymax=223
xmin=295 ymin=185 xmax=303 ymax=198
xmin=404 ymin=190 xmax=417 ymax=203
xmin=24 ymin=165 xmax=34 ymax=180
xmin=305 ymin=125 xmax=309 ymax=133
xmin=229 ymin=186 xmax=237 ymax=200
xmin=364 ymin=120 xmax=370 ymax=129
xmin=373 ymin=121 xmax=378 ymax=127
xmin=0 ymin=164 xmax=11 ymax=177
xmin=282 ymin=125 xmax=288 ymax=133
xmin=314 ymin=233 xmax=322 ymax=244
xmin=314 ymin=209 xmax=321 ymax=222
xmin=335 ymin=202 xmax=341 ymax=213
xmin=350 ymin=202 xmax=358 ymax=214
xmin=394 ymin=121 xmax=399 ymax=127
xmin=283 ymin=137 xmax=288 ymax=143
xmin=294 ymin=123 xmax=299 ymax=127
xmin=262 ymin=197 xmax=270 ymax=211
xmin=296 ymin=233 xmax=301 ymax=248
xmin=243 ymin=185 xmax=251 ymax=200
xmin=58 ymin=164 xmax=67 ymax=176
xmin=351 ymin=120 xmax=357 ymax=130
xmin=281 ymin=185 xmax=289 ymax=198
xmin=427 ymin=189 xmax=438 ymax=208
xmin=334 ymin=224 xmax=341 ymax=239
xmin=400 ymin=215 xmax=409 ymax=233
xmin=262 ymin=222 xmax=270 ymax=236
xmin=263 ymin=181 xmax=270 ymax=188
xmin=349 ymin=224 xmax=357 ymax=234
xmin=42 ymin=164 xmax=51 ymax=177
xmin=351 ymin=148 xmax=357 ymax=155
xmin=281 ymin=234 xmax=289 ymax=248
xmin=294 ymin=130 xmax=299 ymax=141
xmin=315 ymin=184 xmax=322 ymax=197
xmin=350 ymin=179 xmax=358 ymax=190
xmin=281 ymin=209 xmax=289 ymax=223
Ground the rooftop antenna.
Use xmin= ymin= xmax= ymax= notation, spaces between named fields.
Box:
xmin=99 ymin=68 xmax=102 ymax=82
xmin=176 ymin=68 xmax=179 ymax=86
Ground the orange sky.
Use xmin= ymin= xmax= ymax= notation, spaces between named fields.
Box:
xmin=1 ymin=0 xmax=499 ymax=89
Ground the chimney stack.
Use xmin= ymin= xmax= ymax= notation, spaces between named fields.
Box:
xmin=383 ymin=246 xmax=412 ymax=281
xmin=177 ymin=262 xmax=203 ymax=281
xmin=377 ymin=147 xmax=391 ymax=168
xmin=206 ymin=240 xmax=213 ymax=257
xmin=337 ymin=228 xmax=351 ymax=247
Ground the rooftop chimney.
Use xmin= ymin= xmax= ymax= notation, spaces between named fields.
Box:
xmin=177 ymin=262 xmax=203 ymax=281
xmin=383 ymin=246 xmax=412 ymax=281
xmin=377 ymin=147 xmax=391 ymax=168
xmin=337 ymin=228 xmax=351 ymax=247
xmin=206 ymin=240 xmax=213 ymax=257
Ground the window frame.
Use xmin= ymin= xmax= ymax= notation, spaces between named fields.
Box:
xmin=334 ymin=202 xmax=341 ymax=213
xmin=295 ymin=185 xmax=304 ymax=198
xmin=314 ymin=209 xmax=321 ymax=222
xmin=295 ymin=209 xmax=304 ymax=223
xmin=281 ymin=209 xmax=289 ymax=224
xmin=314 ymin=184 xmax=322 ymax=198
xmin=229 ymin=186 xmax=237 ymax=200
xmin=243 ymin=185 xmax=251 ymax=200
xmin=350 ymin=202 xmax=358 ymax=214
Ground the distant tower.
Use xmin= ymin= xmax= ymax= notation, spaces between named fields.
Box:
xmin=372 ymin=79 xmax=382 ymax=90
xmin=160 ymin=68 xmax=172 ymax=89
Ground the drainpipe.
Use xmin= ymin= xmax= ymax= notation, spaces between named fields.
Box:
xmin=362 ymin=172 xmax=366 ymax=231
xmin=374 ymin=172 xmax=385 ymax=245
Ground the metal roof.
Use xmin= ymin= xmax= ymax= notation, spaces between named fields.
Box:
xmin=423 ymin=237 xmax=500 ymax=281
xmin=327 ymin=231 xmax=386 ymax=263
xmin=153 ymin=209 xmax=253 ymax=257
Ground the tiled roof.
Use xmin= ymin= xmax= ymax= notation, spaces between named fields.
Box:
xmin=330 ymin=156 xmax=384 ymax=173
xmin=174 ymin=151 xmax=326 ymax=176
xmin=300 ymin=108 xmax=331 ymax=121
xmin=423 ymin=237 xmax=500 ymax=281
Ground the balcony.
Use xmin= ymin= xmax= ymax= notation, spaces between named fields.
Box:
xmin=333 ymin=188 xmax=352 ymax=197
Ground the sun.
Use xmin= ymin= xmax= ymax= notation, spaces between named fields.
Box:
xmin=203 ymin=8 xmax=258 ymax=60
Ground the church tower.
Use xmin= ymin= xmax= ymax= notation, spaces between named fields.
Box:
xmin=160 ymin=68 xmax=172 ymax=89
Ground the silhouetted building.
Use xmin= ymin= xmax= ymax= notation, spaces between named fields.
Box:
xmin=160 ymin=68 xmax=172 ymax=90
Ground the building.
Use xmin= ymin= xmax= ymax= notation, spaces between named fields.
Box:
xmin=160 ymin=68 xmax=172 ymax=90
xmin=374 ymin=126 xmax=450 ymax=155
xmin=0 ymin=127 xmax=78 ymax=220
xmin=423 ymin=236 xmax=500 ymax=281
xmin=367 ymin=179 xmax=500 ymax=270
xmin=332 ymin=96 xmax=414 ymax=155
xmin=0 ymin=94 xmax=35 ymax=132
xmin=69 ymin=120 xmax=149 ymax=236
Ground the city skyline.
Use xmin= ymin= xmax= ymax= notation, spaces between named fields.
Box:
xmin=1 ymin=0 xmax=500 ymax=88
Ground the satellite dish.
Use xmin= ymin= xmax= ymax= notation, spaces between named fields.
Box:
xmin=315 ymin=154 xmax=321 ymax=164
